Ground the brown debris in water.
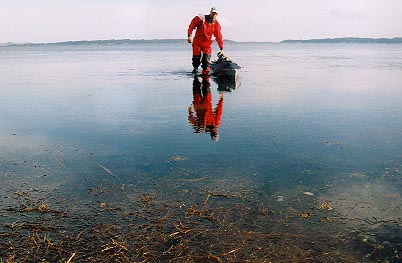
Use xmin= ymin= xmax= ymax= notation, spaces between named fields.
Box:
xmin=7 ymin=199 xmax=58 ymax=214
xmin=0 ymin=181 xmax=393 ymax=263
xmin=319 ymin=202 xmax=334 ymax=211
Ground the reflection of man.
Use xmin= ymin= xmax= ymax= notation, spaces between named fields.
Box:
xmin=188 ymin=76 xmax=224 ymax=141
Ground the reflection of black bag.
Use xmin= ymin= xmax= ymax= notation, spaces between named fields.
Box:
xmin=213 ymin=73 xmax=241 ymax=92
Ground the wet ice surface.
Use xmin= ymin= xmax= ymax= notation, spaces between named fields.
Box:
xmin=1 ymin=42 xmax=402 ymax=262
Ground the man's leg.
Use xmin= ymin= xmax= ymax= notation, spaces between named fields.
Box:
xmin=201 ymin=54 xmax=211 ymax=75
xmin=201 ymin=45 xmax=212 ymax=75
xmin=192 ymin=44 xmax=201 ymax=74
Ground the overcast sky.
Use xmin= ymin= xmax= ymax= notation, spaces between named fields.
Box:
xmin=1 ymin=0 xmax=402 ymax=43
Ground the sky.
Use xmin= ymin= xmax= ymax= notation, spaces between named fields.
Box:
xmin=1 ymin=0 xmax=402 ymax=43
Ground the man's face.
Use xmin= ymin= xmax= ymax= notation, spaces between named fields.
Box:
xmin=210 ymin=12 xmax=218 ymax=20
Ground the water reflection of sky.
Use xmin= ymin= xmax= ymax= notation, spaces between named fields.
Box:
xmin=1 ymin=44 xmax=402 ymax=172
xmin=1 ymin=44 xmax=402 ymax=178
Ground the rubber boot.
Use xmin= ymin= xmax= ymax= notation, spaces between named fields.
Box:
xmin=192 ymin=55 xmax=201 ymax=74
xmin=201 ymin=53 xmax=211 ymax=75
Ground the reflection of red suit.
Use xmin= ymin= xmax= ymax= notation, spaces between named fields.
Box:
xmin=188 ymin=78 xmax=223 ymax=134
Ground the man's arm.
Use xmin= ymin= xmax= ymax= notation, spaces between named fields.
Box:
xmin=187 ymin=16 xmax=202 ymax=43
xmin=214 ymin=22 xmax=224 ymax=51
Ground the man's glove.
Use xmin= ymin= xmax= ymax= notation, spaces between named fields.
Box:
xmin=217 ymin=51 xmax=226 ymax=60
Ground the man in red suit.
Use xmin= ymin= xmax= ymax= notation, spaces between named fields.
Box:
xmin=187 ymin=7 xmax=224 ymax=76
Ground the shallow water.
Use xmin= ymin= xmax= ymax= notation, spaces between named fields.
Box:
xmin=1 ymin=41 xmax=402 ymax=262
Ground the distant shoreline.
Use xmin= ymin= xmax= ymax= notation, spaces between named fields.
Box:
xmin=1 ymin=37 xmax=402 ymax=46
xmin=281 ymin=37 xmax=402 ymax=44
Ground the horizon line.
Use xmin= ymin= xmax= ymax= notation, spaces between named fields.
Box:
xmin=2 ymin=36 xmax=402 ymax=46
xmin=1 ymin=38 xmax=274 ymax=45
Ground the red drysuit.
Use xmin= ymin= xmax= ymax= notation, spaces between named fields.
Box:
xmin=187 ymin=14 xmax=224 ymax=56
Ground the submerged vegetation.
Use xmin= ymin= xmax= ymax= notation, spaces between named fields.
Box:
xmin=1 ymin=162 xmax=401 ymax=262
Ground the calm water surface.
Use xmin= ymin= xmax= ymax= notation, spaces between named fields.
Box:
xmin=1 ymin=42 xmax=402 ymax=262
